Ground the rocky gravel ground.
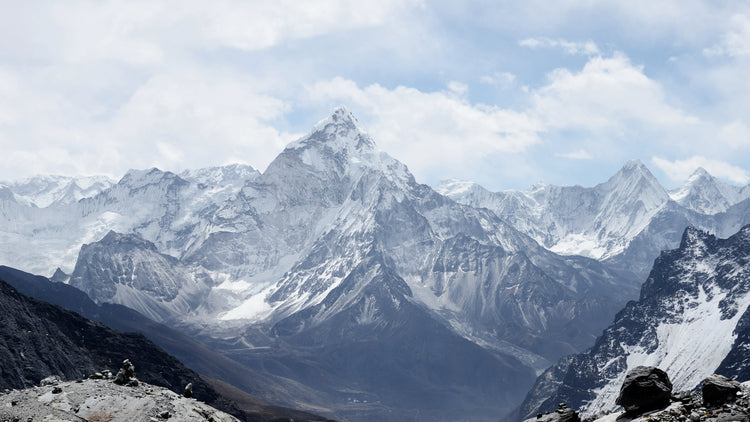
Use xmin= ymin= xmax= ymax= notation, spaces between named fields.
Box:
xmin=0 ymin=375 xmax=239 ymax=422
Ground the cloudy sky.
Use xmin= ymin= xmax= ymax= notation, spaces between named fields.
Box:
xmin=2 ymin=1 xmax=750 ymax=191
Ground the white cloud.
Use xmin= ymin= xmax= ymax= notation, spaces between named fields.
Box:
xmin=0 ymin=0 xmax=423 ymax=67
xmin=532 ymin=53 xmax=698 ymax=132
xmin=307 ymin=77 xmax=543 ymax=181
xmin=0 ymin=66 xmax=300 ymax=179
xmin=447 ymin=81 xmax=469 ymax=96
xmin=480 ymin=72 xmax=516 ymax=89
xmin=556 ymin=149 xmax=593 ymax=160
xmin=719 ymin=120 xmax=750 ymax=149
xmin=519 ymin=37 xmax=600 ymax=56
xmin=197 ymin=0 xmax=423 ymax=51
xmin=652 ymin=156 xmax=750 ymax=184
xmin=704 ymin=14 xmax=750 ymax=57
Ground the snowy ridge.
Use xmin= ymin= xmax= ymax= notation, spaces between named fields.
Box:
xmin=438 ymin=160 xmax=671 ymax=260
xmin=2 ymin=108 xmax=634 ymax=349
xmin=439 ymin=161 xmax=750 ymax=266
xmin=2 ymin=174 xmax=114 ymax=208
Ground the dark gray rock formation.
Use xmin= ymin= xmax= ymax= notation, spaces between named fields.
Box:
xmin=616 ymin=366 xmax=672 ymax=414
xmin=114 ymin=358 xmax=137 ymax=386
xmin=703 ymin=374 xmax=741 ymax=406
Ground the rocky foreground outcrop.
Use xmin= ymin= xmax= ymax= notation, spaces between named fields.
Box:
xmin=0 ymin=375 xmax=239 ymax=422
xmin=524 ymin=368 xmax=750 ymax=422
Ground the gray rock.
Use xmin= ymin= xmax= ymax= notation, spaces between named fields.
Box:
xmin=616 ymin=366 xmax=673 ymax=414
xmin=703 ymin=375 xmax=742 ymax=406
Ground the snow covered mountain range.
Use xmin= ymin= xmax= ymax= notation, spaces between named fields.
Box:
xmin=517 ymin=225 xmax=750 ymax=420
xmin=437 ymin=162 xmax=750 ymax=275
xmin=2 ymin=107 xmax=749 ymax=421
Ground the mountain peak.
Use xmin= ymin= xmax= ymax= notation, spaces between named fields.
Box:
xmin=310 ymin=106 xmax=361 ymax=135
xmin=328 ymin=105 xmax=357 ymax=124
xmin=287 ymin=107 xmax=376 ymax=154
xmin=678 ymin=226 xmax=715 ymax=251
xmin=622 ymin=159 xmax=647 ymax=171
xmin=669 ymin=166 xmax=748 ymax=214
xmin=614 ymin=160 xmax=655 ymax=181
xmin=602 ymin=160 xmax=664 ymax=196
xmin=690 ymin=167 xmax=711 ymax=179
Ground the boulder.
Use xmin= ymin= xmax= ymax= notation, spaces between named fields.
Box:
xmin=703 ymin=375 xmax=741 ymax=406
xmin=616 ymin=366 xmax=672 ymax=414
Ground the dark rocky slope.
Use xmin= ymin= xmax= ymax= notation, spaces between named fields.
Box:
xmin=0 ymin=275 xmax=330 ymax=422
xmin=0 ymin=264 xmax=335 ymax=416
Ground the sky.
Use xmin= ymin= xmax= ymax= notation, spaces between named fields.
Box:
xmin=2 ymin=1 xmax=750 ymax=191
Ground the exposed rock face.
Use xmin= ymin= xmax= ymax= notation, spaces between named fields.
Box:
xmin=702 ymin=374 xmax=741 ymax=406
xmin=526 ymin=373 xmax=750 ymax=422
xmin=69 ymin=231 xmax=213 ymax=323
xmin=616 ymin=366 xmax=672 ymax=414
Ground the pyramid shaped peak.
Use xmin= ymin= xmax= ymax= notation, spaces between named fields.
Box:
xmin=608 ymin=160 xmax=658 ymax=184
xmin=287 ymin=107 xmax=375 ymax=154
xmin=688 ymin=167 xmax=711 ymax=180
xmin=621 ymin=159 xmax=648 ymax=172
xmin=692 ymin=167 xmax=710 ymax=175
xmin=310 ymin=106 xmax=360 ymax=131
xmin=331 ymin=105 xmax=357 ymax=122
